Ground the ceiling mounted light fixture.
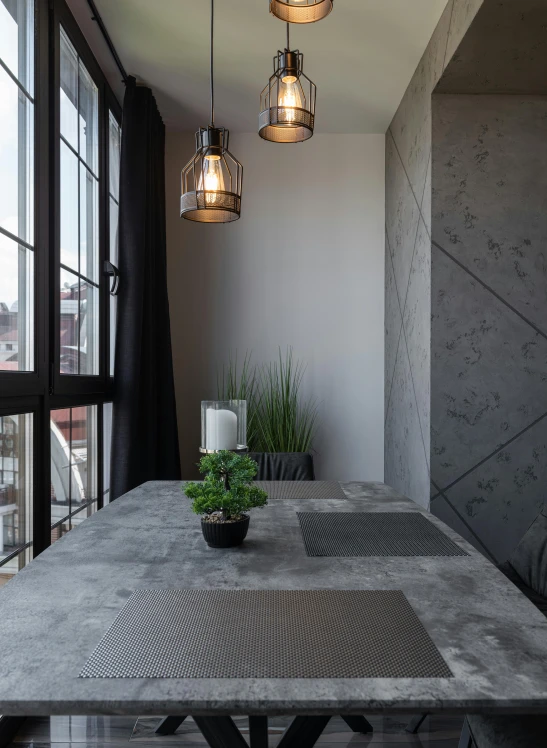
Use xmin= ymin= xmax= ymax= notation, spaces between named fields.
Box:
xmin=270 ymin=0 xmax=333 ymax=24
xmin=180 ymin=0 xmax=242 ymax=223
xmin=258 ymin=23 xmax=316 ymax=143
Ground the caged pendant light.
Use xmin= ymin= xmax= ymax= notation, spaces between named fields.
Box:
xmin=270 ymin=0 xmax=333 ymax=24
xmin=180 ymin=0 xmax=242 ymax=223
xmin=258 ymin=23 xmax=316 ymax=143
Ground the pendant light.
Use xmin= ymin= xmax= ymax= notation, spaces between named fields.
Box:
xmin=180 ymin=0 xmax=242 ymax=223
xmin=270 ymin=0 xmax=333 ymax=24
xmin=258 ymin=23 xmax=316 ymax=143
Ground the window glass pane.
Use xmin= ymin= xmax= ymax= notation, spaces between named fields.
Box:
xmin=70 ymin=406 xmax=97 ymax=509
xmin=60 ymin=26 xmax=100 ymax=377
xmin=0 ymin=412 xmax=33 ymax=587
xmin=0 ymin=0 xmax=34 ymax=96
xmin=0 ymin=63 xmax=34 ymax=247
xmin=103 ymin=402 xmax=112 ymax=505
xmin=59 ymin=275 xmax=100 ymax=376
xmin=60 ymin=141 xmax=78 ymax=272
xmin=80 ymin=281 xmax=99 ymax=376
xmin=109 ymin=197 xmax=119 ymax=267
xmin=0 ymin=66 xmax=19 ymax=238
xmin=71 ymin=500 xmax=97 ymax=530
xmin=0 ymin=1 xmax=18 ymax=78
xmin=60 ymin=244 xmax=99 ymax=377
xmin=79 ymin=61 xmax=98 ymax=174
xmin=60 ymin=268 xmax=79 ymax=375
xmin=60 ymin=28 xmax=78 ymax=151
xmin=0 ymin=1 xmax=34 ymax=373
xmin=80 ymin=166 xmax=99 ymax=283
xmin=50 ymin=501 xmax=97 ymax=545
xmin=50 ymin=406 xmax=98 ymax=529
xmin=109 ymin=111 xmax=120 ymax=200
xmin=0 ymin=232 xmax=34 ymax=371
xmin=50 ymin=520 xmax=69 ymax=544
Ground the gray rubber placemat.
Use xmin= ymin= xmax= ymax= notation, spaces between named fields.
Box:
xmin=298 ymin=512 xmax=469 ymax=557
xmin=79 ymin=589 xmax=452 ymax=679
xmin=255 ymin=480 xmax=347 ymax=500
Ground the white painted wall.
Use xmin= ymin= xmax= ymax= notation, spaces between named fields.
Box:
xmin=165 ymin=132 xmax=385 ymax=480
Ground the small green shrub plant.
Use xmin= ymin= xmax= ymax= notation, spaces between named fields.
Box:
xmin=184 ymin=451 xmax=268 ymax=522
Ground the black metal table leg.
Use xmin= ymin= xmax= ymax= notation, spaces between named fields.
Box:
xmin=457 ymin=718 xmax=473 ymax=748
xmin=341 ymin=715 xmax=373 ymax=733
xmin=249 ymin=716 xmax=268 ymax=748
xmin=277 ymin=716 xmax=331 ymax=748
xmin=193 ymin=716 xmax=249 ymax=748
xmin=0 ymin=717 xmax=25 ymax=748
xmin=155 ymin=716 xmax=187 ymax=735
xmin=405 ymin=713 xmax=429 ymax=733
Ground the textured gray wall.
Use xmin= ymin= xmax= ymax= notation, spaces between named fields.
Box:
xmin=430 ymin=94 xmax=547 ymax=562
xmin=385 ymin=0 xmax=547 ymax=562
xmin=385 ymin=0 xmax=485 ymax=508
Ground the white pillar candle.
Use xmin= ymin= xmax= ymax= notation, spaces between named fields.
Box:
xmin=205 ymin=408 xmax=238 ymax=451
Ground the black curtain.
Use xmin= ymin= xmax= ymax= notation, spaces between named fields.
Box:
xmin=111 ymin=77 xmax=181 ymax=499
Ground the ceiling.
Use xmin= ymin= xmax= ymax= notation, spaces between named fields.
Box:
xmin=67 ymin=0 xmax=449 ymax=133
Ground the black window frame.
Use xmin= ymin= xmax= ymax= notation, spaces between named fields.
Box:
xmin=53 ymin=0 xmax=121 ymax=395
xmin=0 ymin=0 xmax=121 ymax=563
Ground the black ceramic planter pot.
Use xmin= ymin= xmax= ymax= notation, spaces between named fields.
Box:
xmin=248 ymin=452 xmax=315 ymax=481
xmin=201 ymin=515 xmax=250 ymax=548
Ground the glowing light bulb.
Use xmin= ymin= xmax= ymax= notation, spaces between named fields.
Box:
xmin=198 ymin=154 xmax=225 ymax=205
xmin=279 ymin=76 xmax=302 ymax=124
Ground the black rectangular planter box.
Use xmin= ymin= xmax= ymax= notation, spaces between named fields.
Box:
xmin=248 ymin=452 xmax=315 ymax=481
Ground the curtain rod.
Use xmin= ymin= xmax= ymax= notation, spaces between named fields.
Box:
xmin=86 ymin=0 xmax=129 ymax=84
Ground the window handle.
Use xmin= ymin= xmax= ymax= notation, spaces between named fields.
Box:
xmin=104 ymin=261 xmax=120 ymax=296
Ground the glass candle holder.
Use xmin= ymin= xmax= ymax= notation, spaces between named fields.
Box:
xmin=200 ymin=400 xmax=247 ymax=453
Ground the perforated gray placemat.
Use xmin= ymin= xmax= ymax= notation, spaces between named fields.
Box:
xmin=255 ymin=481 xmax=347 ymax=500
xmin=297 ymin=512 xmax=469 ymax=557
xmin=79 ymin=589 xmax=452 ymax=679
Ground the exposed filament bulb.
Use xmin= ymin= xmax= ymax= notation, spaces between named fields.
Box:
xmin=279 ymin=75 xmax=301 ymax=123
xmin=199 ymin=154 xmax=225 ymax=205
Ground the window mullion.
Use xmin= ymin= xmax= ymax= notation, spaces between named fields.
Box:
xmin=76 ymin=47 xmax=81 ymax=376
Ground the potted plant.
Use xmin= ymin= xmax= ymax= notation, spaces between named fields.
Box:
xmin=184 ymin=451 xmax=268 ymax=548
xmin=218 ymin=349 xmax=318 ymax=480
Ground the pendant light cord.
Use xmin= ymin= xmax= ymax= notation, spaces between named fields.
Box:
xmin=210 ymin=0 xmax=215 ymax=126
xmin=286 ymin=21 xmax=290 ymax=51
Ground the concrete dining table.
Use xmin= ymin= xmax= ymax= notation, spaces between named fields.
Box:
xmin=1 ymin=480 xmax=547 ymax=748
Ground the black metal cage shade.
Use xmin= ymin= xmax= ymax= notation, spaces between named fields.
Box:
xmin=258 ymin=107 xmax=314 ymax=143
xmin=270 ymin=0 xmax=333 ymax=24
xmin=259 ymin=50 xmax=316 ymax=144
xmin=181 ymin=127 xmax=243 ymax=223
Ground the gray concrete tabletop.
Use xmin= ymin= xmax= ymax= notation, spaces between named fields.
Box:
xmin=1 ymin=481 xmax=547 ymax=717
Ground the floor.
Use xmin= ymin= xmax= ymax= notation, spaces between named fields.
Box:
xmin=10 ymin=714 xmax=466 ymax=747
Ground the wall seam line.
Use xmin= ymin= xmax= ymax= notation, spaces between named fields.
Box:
xmin=387 ymin=133 xmax=425 ymax=323
xmin=389 ymin=0 xmax=450 ymax=244
xmin=432 ymin=239 xmax=547 ymax=341
xmin=387 ymin=128 xmax=423 ymax=222
xmin=431 ymin=410 xmax=547 ymax=499
xmin=385 ymin=134 xmax=430 ymax=483
xmin=385 ymin=321 xmax=403 ymax=427
xmin=420 ymin=151 xmax=431 ymax=214
xmin=432 ymin=482 xmax=498 ymax=563
xmin=395 ymin=169 xmax=431 ymax=468
xmin=384 ymin=231 xmax=405 ymax=424
xmin=441 ymin=0 xmax=456 ymax=72
xmin=401 ymin=321 xmax=431 ymax=478
xmin=388 ymin=127 xmax=432 ymax=248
